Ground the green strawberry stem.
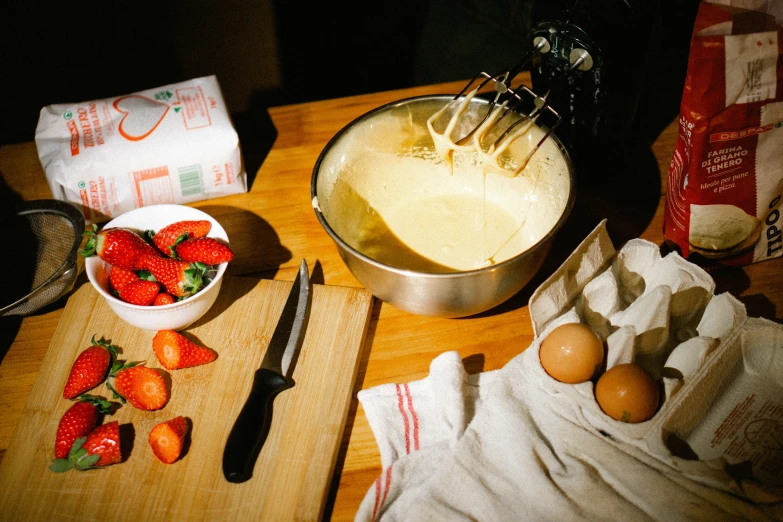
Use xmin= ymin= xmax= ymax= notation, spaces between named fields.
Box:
xmin=91 ymin=335 xmax=119 ymax=357
xmin=75 ymin=394 xmax=116 ymax=414
xmin=78 ymin=224 xmax=99 ymax=258
xmin=183 ymin=262 xmax=208 ymax=295
xmin=169 ymin=233 xmax=191 ymax=258
xmin=137 ymin=270 xmax=156 ymax=281
xmin=49 ymin=436 xmax=101 ymax=473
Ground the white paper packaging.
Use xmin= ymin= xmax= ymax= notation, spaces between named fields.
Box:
xmin=35 ymin=75 xmax=247 ymax=224
xmin=530 ymin=220 xmax=783 ymax=487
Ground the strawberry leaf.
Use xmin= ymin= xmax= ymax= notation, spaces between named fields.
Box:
xmin=105 ymin=381 xmax=125 ymax=404
xmin=73 ymin=453 xmax=101 ymax=471
xmin=109 ymin=359 xmax=142 ymax=376
xmin=68 ymin=437 xmax=87 ymax=458
xmin=91 ymin=334 xmax=120 ymax=357
xmin=182 ymin=263 xmax=207 ymax=295
xmin=144 ymin=230 xmax=157 ymax=244
xmin=49 ymin=458 xmax=74 ymax=473
xmin=78 ymin=224 xmax=99 ymax=257
xmin=137 ymin=270 xmax=156 ymax=281
xmin=77 ymin=393 xmax=117 ymax=414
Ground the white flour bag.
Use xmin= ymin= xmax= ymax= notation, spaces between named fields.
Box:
xmin=35 ymin=75 xmax=247 ymax=223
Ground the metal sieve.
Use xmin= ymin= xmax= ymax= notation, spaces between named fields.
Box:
xmin=1 ymin=199 xmax=85 ymax=316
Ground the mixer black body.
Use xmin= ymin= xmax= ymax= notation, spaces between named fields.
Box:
xmin=529 ymin=0 xmax=663 ymax=154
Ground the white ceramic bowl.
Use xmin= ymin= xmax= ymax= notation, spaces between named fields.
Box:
xmin=84 ymin=204 xmax=229 ymax=331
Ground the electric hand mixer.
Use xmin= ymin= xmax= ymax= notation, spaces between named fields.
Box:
xmin=428 ymin=0 xmax=662 ymax=177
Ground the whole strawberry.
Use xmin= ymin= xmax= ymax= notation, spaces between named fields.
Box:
xmin=53 ymin=396 xmax=113 ymax=459
xmin=108 ymin=266 xmax=140 ymax=293
xmin=150 ymin=220 xmax=212 ymax=256
xmin=80 ymin=225 xmax=159 ymax=271
xmin=175 ymin=237 xmax=234 ymax=265
xmin=118 ymin=280 xmax=160 ymax=306
xmin=108 ymin=365 xmax=169 ymax=411
xmin=153 ymin=293 xmax=176 ymax=306
xmin=50 ymin=420 xmax=122 ymax=472
xmin=142 ymin=254 xmax=207 ymax=298
xmin=152 ymin=330 xmax=217 ymax=370
xmin=149 ymin=416 xmax=189 ymax=464
xmin=63 ymin=335 xmax=119 ymax=399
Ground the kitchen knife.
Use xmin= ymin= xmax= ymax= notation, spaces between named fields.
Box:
xmin=222 ymin=259 xmax=312 ymax=483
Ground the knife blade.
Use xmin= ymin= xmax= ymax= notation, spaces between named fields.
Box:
xmin=222 ymin=259 xmax=312 ymax=483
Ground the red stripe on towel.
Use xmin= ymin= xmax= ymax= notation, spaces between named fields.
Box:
xmin=403 ymin=383 xmax=420 ymax=451
xmin=372 ymin=476 xmax=382 ymax=520
xmin=396 ymin=384 xmax=411 ymax=454
xmin=381 ymin=465 xmax=393 ymax=513
xmin=372 ymin=464 xmax=394 ymax=521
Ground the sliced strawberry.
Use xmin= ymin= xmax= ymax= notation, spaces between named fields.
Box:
xmin=50 ymin=420 xmax=122 ymax=472
xmin=141 ymin=254 xmax=207 ymax=298
xmin=150 ymin=220 xmax=212 ymax=256
xmin=109 ymin=365 xmax=169 ymax=411
xmin=118 ymin=280 xmax=160 ymax=306
xmin=152 ymin=330 xmax=217 ymax=370
xmin=174 ymin=237 xmax=234 ymax=265
xmin=53 ymin=396 xmax=113 ymax=459
xmin=63 ymin=335 xmax=119 ymax=399
xmin=148 ymin=416 xmax=189 ymax=464
xmin=153 ymin=293 xmax=176 ymax=306
xmin=108 ymin=266 xmax=140 ymax=293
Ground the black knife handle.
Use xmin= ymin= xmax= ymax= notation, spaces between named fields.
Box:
xmin=223 ymin=368 xmax=293 ymax=483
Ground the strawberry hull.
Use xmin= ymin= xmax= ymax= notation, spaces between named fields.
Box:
xmin=141 ymin=255 xmax=207 ymax=298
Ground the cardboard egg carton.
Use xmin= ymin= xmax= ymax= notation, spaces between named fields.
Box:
xmin=528 ymin=220 xmax=783 ymax=486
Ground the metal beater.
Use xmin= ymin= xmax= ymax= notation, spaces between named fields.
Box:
xmin=427 ymin=37 xmax=593 ymax=177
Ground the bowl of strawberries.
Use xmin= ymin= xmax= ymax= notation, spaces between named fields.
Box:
xmin=81 ymin=204 xmax=234 ymax=331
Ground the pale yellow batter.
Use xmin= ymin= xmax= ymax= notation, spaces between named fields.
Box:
xmin=316 ymin=100 xmax=571 ymax=272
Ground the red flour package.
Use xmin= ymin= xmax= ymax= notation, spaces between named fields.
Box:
xmin=665 ymin=1 xmax=783 ymax=266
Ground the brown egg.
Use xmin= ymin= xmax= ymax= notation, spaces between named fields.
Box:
xmin=595 ymin=363 xmax=660 ymax=423
xmin=539 ymin=323 xmax=604 ymax=384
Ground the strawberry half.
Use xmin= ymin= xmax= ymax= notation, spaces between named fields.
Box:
xmin=150 ymin=220 xmax=212 ymax=256
xmin=141 ymin=254 xmax=207 ymax=298
xmin=152 ymin=330 xmax=217 ymax=370
xmin=118 ymin=280 xmax=160 ymax=306
xmin=63 ymin=335 xmax=119 ymax=399
xmin=80 ymin=225 xmax=160 ymax=271
xmin=108 ymin=266 xmax=140 ymax=293
xmin=53 ymin=396 xmax=114 ymax=459
xmin=148 ymin=416 xmax=189 ymax=464
xmin=50 ymin=420 xmax=122 ymax=472
xmin=174 ymin=237 xmax=234 ymax=265
xmin=108 ymin=365 xmax=169 ymax=411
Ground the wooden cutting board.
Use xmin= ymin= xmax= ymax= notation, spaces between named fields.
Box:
xmin=0 ymin=275 xmax=373 ymax=521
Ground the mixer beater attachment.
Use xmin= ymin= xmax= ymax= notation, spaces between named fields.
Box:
xmin=427 ymin=38 xmax=593 ymax=177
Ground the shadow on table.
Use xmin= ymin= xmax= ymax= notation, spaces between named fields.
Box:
xmin=231 ymin=97 xmax=278 ymax=191
xmin=0 ymin=172 xmax=39 ymax=363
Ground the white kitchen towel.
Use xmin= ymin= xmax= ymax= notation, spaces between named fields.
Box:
xmin=356 ymin=344 xmax=783 ymax=521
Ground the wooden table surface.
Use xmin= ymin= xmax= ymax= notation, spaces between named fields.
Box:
xmin=1 ymin=76 xmax=782 ymax=521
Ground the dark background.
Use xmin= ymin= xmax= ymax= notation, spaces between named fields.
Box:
xmin=1 ymin=0 xmax=699 ymax=147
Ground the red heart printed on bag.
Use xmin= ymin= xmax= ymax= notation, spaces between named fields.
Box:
xmin=113 ymin=95 xmax=170 ymax=141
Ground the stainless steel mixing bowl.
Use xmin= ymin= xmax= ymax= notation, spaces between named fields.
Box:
xmin=311 ymin=95 xmax=575 ymax=318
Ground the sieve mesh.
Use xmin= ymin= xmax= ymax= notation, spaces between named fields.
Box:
xmin=1 ymin=200 xmax=85 ymax=316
